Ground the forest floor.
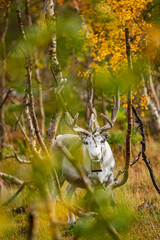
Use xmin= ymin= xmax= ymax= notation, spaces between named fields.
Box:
xmin=0 ymin=137 xmax=160 ymax=240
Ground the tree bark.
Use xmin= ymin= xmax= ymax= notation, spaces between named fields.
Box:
xmin=44 ymin=0 xmax=63 ymax=145
xmin=34 ymin=52 xmax=45 ymax=137
xmin=111 ymin=28 xmax=133 ymax=190
xmin=25 ymin=0 xmax=45 ymax=137
xmin=124 ymin=28 xmax=133 ymax=180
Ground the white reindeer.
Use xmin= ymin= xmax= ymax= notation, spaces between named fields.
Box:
xmin=51 ymin=95 xmax=119 ymax=223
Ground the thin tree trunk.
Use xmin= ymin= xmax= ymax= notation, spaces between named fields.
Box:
xmin=0 ymin=7 xmax=10 ymax=156
xmin=142 ymin=74 xmax=160 ymax=134
xmin=111 ymin=28 xmax=133 ymax=190
xmin=44 ymin=0 xmax=63 ymax=145
xmin=124 ymin=28 xmax=133 ymax=180
xmin=34 ymin=52 xmax=45 ymax=137
xmin=148 ymin=64 xmax=160 ymax=113
xmin=25 ymin=0 xmax=45 ymax=137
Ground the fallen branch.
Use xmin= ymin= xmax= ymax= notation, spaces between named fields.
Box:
xmin=132 ymin=105 xmax=160 ymax=194
xmin=0 ymin=172 xmax=23 ymax=185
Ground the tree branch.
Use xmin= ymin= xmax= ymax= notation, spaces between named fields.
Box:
xmin=110 ymin=28 xmax=133 ymax=190
xmin=132 ymin=106 xmax=160 ymax=194
xmin=44 ymin=0 xmax=65 ymax=145
xmin=3 ymin=153 xmax=31 ymax=164
xmin=2 ymin=182 xmax=28 ymax=206
xmin=33 ymin=52 xmax=45 ymax=137
xmin=0 ymin=172 xmax=23 ymax=185
xmin=0 ymin=88 xmax=13 ymax=110
xmin=14 ymin=113 xmax=30 ymax=144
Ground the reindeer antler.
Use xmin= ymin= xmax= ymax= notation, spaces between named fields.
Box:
xmin=65 ymin=112 xmax=91 ymax=136
xmin=99 ymin=91 xmax=120 ymax=134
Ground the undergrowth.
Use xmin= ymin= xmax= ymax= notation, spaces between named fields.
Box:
xmin=0 ymin=138 xmax=160 ymax=239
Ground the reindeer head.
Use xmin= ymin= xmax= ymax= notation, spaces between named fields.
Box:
xmin=65 ymin=92 xmax=120 ymax=162
xmin=77 ymin=114 xmax=110 ymax=162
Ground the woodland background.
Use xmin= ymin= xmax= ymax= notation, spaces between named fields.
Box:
xmin=0 ymin=0 xmax=160 ymax=239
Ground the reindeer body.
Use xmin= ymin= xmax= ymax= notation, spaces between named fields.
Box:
xmin=51 ymin=132 xmax=115 ymax=223
xmin=51 ymin=133 xmax=115 ymax=188
xmin=50 ymin=90 xmax=119 ymax=223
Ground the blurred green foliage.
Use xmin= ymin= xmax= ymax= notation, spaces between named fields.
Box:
xmin=0 ymin=0 xmax=160 ymax=239
xmin=131 ymin=126 xmax=142 ymax=145
xmin=108 ymin=132 xmax=125 ymax=146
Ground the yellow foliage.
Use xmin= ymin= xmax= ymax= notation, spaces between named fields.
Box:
xmin=0 ymin=0 xmax=11 ymax=9
xmin=78 ymin=0 xmax=153 ymax=73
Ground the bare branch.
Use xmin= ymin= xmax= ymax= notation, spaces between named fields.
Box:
xmin=33 ymin=52 xmax=45 ymax=136
xmin=16 ymin=8 xmax=36 ymax=148
xmin=17 ymin=7 xmax=48 ymax=154
xmin=46 ymin=111 xmax=62 ymax=145
xmin=3 ymin=153 xmax=31 ymax=164
xmin=2 ymin=182 xmax=28 ymax=206
xmin=14 ymin=108 xmax=24 ymax=131
xmin=16 ymin=8 xmax=26 ymax=40
xmin=14 ymin=153 xmax=31 ymax=164
xmin=132 ymin=106 xmax=160 ymax=194
xmin=3 ymin=154 xmax=15 ymax=159
xmin=0 ymin=88 xmax=13 ymax=110
xmin=0 ymin=172 xmax=23 ymax=185
xmin=14 ymin=113 xmax=30 ymax=144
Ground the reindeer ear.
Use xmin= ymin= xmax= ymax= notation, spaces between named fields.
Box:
xmin=79 ymin=134 xmax=88 ymax=144
xmin=102 ymin=132 xmax=110 ymax=140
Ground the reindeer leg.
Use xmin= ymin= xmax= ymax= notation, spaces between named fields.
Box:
xmin=110 ymin=192 xmax=117 ymax=207
xmin=65 ymin=183 xmax=76 ymax=224
xmin=50 ymin=174 xmax=65 ymax=221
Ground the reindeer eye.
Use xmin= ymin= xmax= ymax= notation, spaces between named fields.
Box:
xmin=101 ymin=139 xmax=105 ymax=143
